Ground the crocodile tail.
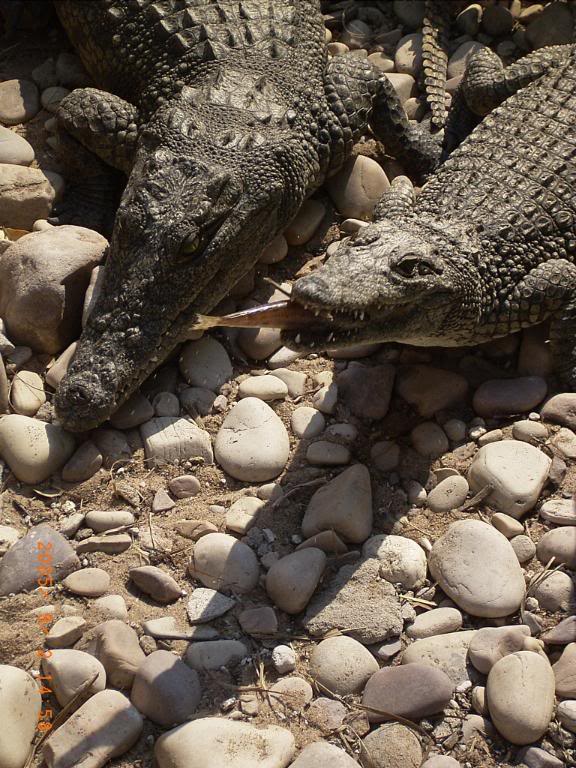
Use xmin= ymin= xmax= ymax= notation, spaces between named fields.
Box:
xmin=421 ymin=0 xmax=451 ymax=129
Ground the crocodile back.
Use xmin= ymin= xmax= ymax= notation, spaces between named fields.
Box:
xmin=54 ymin=0 xmax=325 ymax=110
xmin=416 ymin=45 xmax=576 ymax=257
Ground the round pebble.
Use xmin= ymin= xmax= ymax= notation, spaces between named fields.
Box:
xmin=490 ymin=512 xmax=524 ymax=538
xmin=540 ymin=498 xmax=576 ymax=526
xmin=429 ymin=520 xmax=525 ymax=617
xmin=512 ymin=419 xmax=548 ymax=443
xmin=533 ymin=570 xmax=575 ymax=612
xmin=0 ymin=126 xmax=34 ymax=165
xmin=62 ymin=567 xmax=110 ymax=597
xmin=291 ymin=406 xmax=325 ymax=438
xmin=306 ymin=441 xmax=350 ymax=466
xmin=553 ymin=643 xmax=576 ymax=697
xmin=469 ymin=625 xmax=532 ymax=674
xmin=411 ymin=421 xmax=449 ymax=458
xmin=468 ymin=440 xmax=550 ymax=518
xmin=310 ymin=636 xmax=379 ymax=695
xmin=188 ymin=532 xmax=260 ymax=594
xmin=407 ymin=607 xmax=463 ymax=639
xmin=0 ymin=79 xmax=40 ymax=124
xmin=266 ymin=548 xmax=326 ymax=614
xmin=168 ymin=474 xmax=201 ymax=498
xmin=238 ymin=375 xmax=288 ymax=402
xmin=363 ymin=534 xmax=427 ymax=589
xmin=361 ymin=723 xmax=422 ymax=768
xmin=10 ymin=370 xmax=46 ymax=417
xmin=179 ymin=336 xmax=232 ymax=391
xmin=326 ymin=155 xmax=389 ymax=220
xmin=510 ymin=534 xmax=536 ymax=563
xmin=0 ymin=665 xmax=42 ymax=767
xmin=284 ymin=199 xmax=325 ymax=245
xmin=486 ymin=651 xmax=555 ymax=745
xmin=129 ymin=566 xmax=182 ymax=604
xmin=537 ymin=527 xmax=576 ymax=569
xmin=0 ymin=414 xmax=75 ymax=484
xmin=215 ymin=398 xmax=290 ymax=482
xmin=427 ymin=475 xmax=469 ymax=512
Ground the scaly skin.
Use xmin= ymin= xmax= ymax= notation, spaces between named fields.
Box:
xmin=52 ymin=0 xmax=440 ymax=431
xmin=286 ymin=45 xmax=576 ymax=389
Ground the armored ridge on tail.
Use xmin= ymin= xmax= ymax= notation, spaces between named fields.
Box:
xmin=51 ymin=0 xmax=440 ymax=431
xmin=284 ymin=44 xmax=576 ymax=389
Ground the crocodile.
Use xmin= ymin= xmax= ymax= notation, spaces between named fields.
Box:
xmin=279 ymin=44 xmax=576 ymax=388
xmin=50 ymin=0 xmax=440 ymax=431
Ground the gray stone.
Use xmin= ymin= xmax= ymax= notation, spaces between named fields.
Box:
xmin=309 ymin=636 xmax=379 ymax=695
xmin=362 ymin=663 xmax=454 ymax=722
xmin=361 ymin=724 xmax=422 ymax=768
xmin=402 ymin=630 xmax=478 ymax=685
xmin=0 ymin=79 xmax=39 ymax=125
xmin=537 ymin=527 xmax=576 ymax=569
xmin=0 ymin=126 xmax=34 ymax=165
xmin=185 ymin=639 xmax=247 ymax=671
xmin=266 ymin=548 xmax=326 ymax=614
xmin=362 ymin=534 xmax=427 ymax=590
xmin=0 ymin=523 xmax=79 ymax=596
xmin=179 ymin=336 xmax=232 ymax=391
xmin=0 ymin=665 xmax=41 ymax=768
xmin=186 ymin=588 xmax=234 ymax=624
xmin=188 ymin=532 xmax=260 ymax=594
xmin=140 ymin=416 xmax=213 ymax=466
xmin=130 ymin=650 xmax=201 ymax=726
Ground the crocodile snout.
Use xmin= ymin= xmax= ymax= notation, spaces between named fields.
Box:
xmin=56 ymin=367 xmax=118 ymax=432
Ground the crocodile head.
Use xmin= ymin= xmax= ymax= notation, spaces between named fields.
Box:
xmin=282 ymin=217 xmax=482 ymax=352
xmin=55 ymin=100 xmax=299 ymax=431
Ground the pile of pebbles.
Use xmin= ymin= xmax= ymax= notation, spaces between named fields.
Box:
xmin=0 ymin=2 xmax=575 ymax=768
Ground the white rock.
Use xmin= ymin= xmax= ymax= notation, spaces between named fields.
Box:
xmin=540 ymin=498 xmax=576 ymax=526
xmin=179 ymin=336 xmax=232 ymax=391
xmin=154 ymin=718 xmax=295 ymax=768
xmin=557 ymin=700 xmax=576 ymax=734
xmin=326 ymin=155 xmax=389 ymax=220
xmin=0 ymin=415 xmax=75 ymax=484
xmin=271 ymin=645 xmax=296 ymax=675
xmin=486 ymin=651 xmax=555 ymax=745
xmin=362 ymin=534 xmax=427 ymax=589
xmin=468 ymin=440 xmax=550 ymax=518
xmin=291 ymin=406 xmax=325 ymax=438
xmin=214 ymin=398 xmax=290 ymax=482
xmin=407 ymin=607 xmax=463 ymax=639
xmin=140 ymin=416 xmax=213 ymax=466
xmin=427 ymin=475 xmax=469 ymax=512
xmin=41 ymin=649 xmax=106 ymax=707
xmin=0 ymin=126 xmax=34 ymax=166
xmin=42 ymin=689 xmax=143 ymax=768
xmin=309 ymin=636 xmax=379 ymax=695
xmin=0 ymin=665 xmax=42 ymax=768
xmin=186 ymin=588 xmax=235 ymax=624
xmin=237 ymin=374 xmax=288 ymax=402
xmin=188 ymin=532 xmax=260 ymax=593
xmin=429 ymin=520 xmax=526 ymax=617
xmin=288 ymin=741 xmax=361 ymax=767
xmin=284 ymin=199 xmax=326 ymax=245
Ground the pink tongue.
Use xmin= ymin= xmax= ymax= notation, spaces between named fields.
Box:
xmin=190 ymin=301 xmax=325 ymax=330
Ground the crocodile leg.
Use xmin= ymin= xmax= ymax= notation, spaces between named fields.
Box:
xmin=325 ymin=56 xmax=441 ymax=183
xmin=48 ymin=89 xmax=139 ymax=233
xmin=462 ymin=45 xmax=574 ymax=116
xmin=373 ymin=175 xmax=415 ymax=221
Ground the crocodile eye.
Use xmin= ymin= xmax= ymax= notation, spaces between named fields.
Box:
xmin=179 ymin=233 xmax=200 ymax=255
xmin=394 ymin=254 xmax=441 ymax=278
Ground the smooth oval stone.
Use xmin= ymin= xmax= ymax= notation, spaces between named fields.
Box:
xmin=140 ymin=416 xmax=213 ymax=466
xmin=534 ymin=572 xmax=576 ymax=613
xmin=45 ymin=616 xmax=86 ymax=648
xmin=429 ymin=519 xmax=525 ymax=617
xmin=188 ymin=532 xmax=260 ymax=593
xmin=473 ymin=377 xmax=547 ymax=417
xmin=540 ymin=498 xmax=576 ymax=526
xmin=512 ymin=419 xmax=548 ymax=443
xmin=185 ymin=639 xmax=247 ymax=671
xmin=427 ymin=475 xmax=469 ymax=512
xmin=411 ymin=421 xmax=449 ymax=458
xmin=511 ymin=534 xmax=536 ymax=564
xmin=215 ymin=398 xmax=289 ymax=482
xmin=302 ymin=464 xmax=372 ymax=544
xmin=326 ymin=155 xmax=389 ymax=220
xmin=61 ymin=440 xmax=103 ymax=483
xmin=396 ymin=365 xmax=468 ymax=418
xmin=468 ymin=440 xmax=550 ymax=518
xmin=491 ymin=512 xmax=524 ymax=538
xmin=288 ymin=742 xmax=359 ymax=768
xmin=130 ymin=650 xmax=201 ymax=726
xmin=168 ymin=474 xmax=201 ymax=498
xmin=62 ymin=567 xmax=110 ymax=597
xmin=41 ymin=649 xmax=106 ymax=707
xmin=266 ymin=548 xmax=326 ymax=614
xmin=259 ymin=234 xmax=288 ymax=264
xmin=179 ymin=336 xmax=232 ymax=391
xmin=553 ymin=643 xmax=576 ymax=697
xmin=406 ymin=607 xmax=463 ymax=639
xmin=0 ymin=665 xmax=42 ymax=768
xmin=94 ymin=620 xmax=145 ymax=689
xmin=154 ymin=718 xmax=295 ymax=768
xmin=362 ymin=664 xmax=454 ymax=722
xmin=0 ymin=79 xmax=40 ymax=125
xmin=238 ymin=375 xmax=288 ymax=402
xmin=291 ymin=406 xmax=325 ymax=438
xmin=309 ymin=636 xmax=379 ymax=695
xmin=129 ymin=565 xmax=182 ymax=603
xmin=537 ymin=527 xmax=576 ymax=569
xmin=557 ymin=700 xmax=576 ymax=734
xmin=284 ymin=199 xmax=325 ymax=245
xmin=0 ymin=415 xmax=75 ymax=484
xmin=421 ymin=758 xmax=462 ymax=768
xmin=487 ymin=651 xmax=555 ymax=745
xmin=42 ymin=689 xmax=143 ymax=768
xmin=362 ymin=723 xmax=422 ymax=768
xmin=84 ymin=510 xmax=135 ymax=532
xmin=363 ymin=534 xmax=427 ymax=589
xmin=469 ymin=625 xmax=532 ymax=674
xmin=0 ymin=126 xmax=34 ymax=165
